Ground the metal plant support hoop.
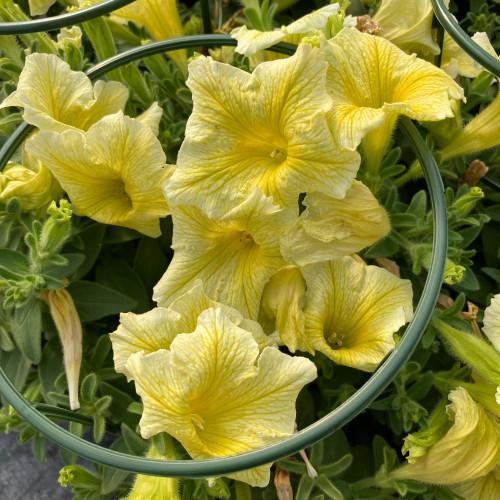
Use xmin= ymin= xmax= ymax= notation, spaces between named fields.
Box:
xmin=0 ymin=35 xmax=448 ymax=478
xmin=431 ymin=0 xmax=500 ymax=78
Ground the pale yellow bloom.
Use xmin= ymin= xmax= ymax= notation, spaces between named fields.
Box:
xmin=392 ymin=387 xmax=500 ymax=484
xmin=39 ymin=288 xmax=82 ymax=411
xmin=56 ymin=27 xmax=83 ymax=50
xmin=111 ymin=280 xmax=276 ymax=379
xmin=153 ymin=189 xmax=294 ymax=319
xmin=127 ymin=307 xmax=317 ymax=487
xmin=483 ymin=294 xmax=500 ymax=352
xmin=280 ymin=180 xmax=390 ymax=266
xmin=0 ymin=53 xmax=129 ymax=133
xmin=114 ymin=0 xmax=186 ymax=72
xmin=451 ymin=467 xmax=500 ymax=500
xmin=258 ymin=266 xmax=312 ymax=353
xmin=165 ymin=44 xmax=360 ymax=218
xmin=321 ymin=27 xmax=464 ymax=166
xmin=231 ymin=4 xmax=340 ymax=57
xmin=0 ymin=151 xmax=62 ymax=215
xmin=373 ymin=0 xmax=441 ymax=57
xmin=303 ymin=256 xmax=413 ymax=371
xmin=28 ymin=0 xmax=56 ymax=16
xmin=25 ymin=112 xmax=171 ymax=237
xmin=442 ymin=90 xmax=500 ymax=160
xmin=441 ymin=32 xmax=498 ymax=79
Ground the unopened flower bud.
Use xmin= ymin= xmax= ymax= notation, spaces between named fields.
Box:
xmin=39 ymin=200 xmax=72 ymax=256
xmin=453 ymin=186 xmax=484 ymax=217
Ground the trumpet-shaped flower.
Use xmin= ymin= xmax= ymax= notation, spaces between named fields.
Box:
xmin=114 ymin=0 xmax=186 ymax=72
xmin=321 ymin=28 xmax=463 ymax=173
xmin=451 ymin=467 xmax=500 ymax=500
xmin=127 ymin=307 xmax=317 ymax=487
xmin=373 ymin=0 xmax=441 ymax=57
xmin=111 ymin=280 xmax=276 ymax=380
xmin=165 ymin=44 xmax=360 ymax=218
xmin=483 ymin=294 xmax=500 ymax=352
xmin=0 ymin=151 xmax=62 ymax=215
xmin=303 ymin=256 xmax=413 ymax=371
xmin=442 ymin=90 xmax=500 ymax=161
xmin=280 ymin=180 xmax=390 ymax=266
xmin=392 ymin=387 xmax=500 ymax=484
xmin=25 ymin=112 xmax=171 ymax=237
xmin=231 ymin=4 xmax=340 ymax=57
xmin=153 ymin=189 xmax=294 ymax=319
xmin=0 ymin=53 xmax=129 ymax=133
xmin=258 ymin=266 xmax=312 ymax=353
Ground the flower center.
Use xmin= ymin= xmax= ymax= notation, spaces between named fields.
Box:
xmin=269 ymin=147 xmax=287 ymax=161
xmin=327 ymin=331 xmax=345 ymax=349
xmin=239 ymin=231 xmax=254 ymax=244
xmin=113 ymin=180 xmax=132 ymax=207
xmin=190 ymin=413 xmax=206 ymax=431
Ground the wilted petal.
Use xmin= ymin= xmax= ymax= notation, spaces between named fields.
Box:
xmin=321 ymin=28 xmax=464 ymax=151
xmin=153 ymin=189 xmax=294 ymax=319
xmin=26 ymin=112 xmax=170 ymax=237
xmin=303 ymin=256 xmax=413 ymax=371
xmin=483 ymin=294 xmax=500 ymax=352
xmin=127 ymin=307 xmax=317 ymax=487
xmin=166 ymin=44 xmax=359 ymax=217
xmin=0 ymin=54 xmax=129 ymax=133
xmin=393 ymin=387 xmax=500 ymax=484
xmin=280 ymin=181 xmax=390 ymax=266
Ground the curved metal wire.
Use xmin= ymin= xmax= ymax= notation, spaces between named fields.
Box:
xmin=431 ymin=0 xmax=500 ymax=77
xmin=0 ymin=0 xmax=135 ymax=35
xmin=0 ymin=35 xmax=448 ymax=477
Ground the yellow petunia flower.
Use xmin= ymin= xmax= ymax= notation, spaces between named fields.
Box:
xmin=483 ymin=294 xmax=500 ymax=352
xmin=258 ymin=266 xmax=312 ymax=353
xmin=165 ymin=44 xmax=360 ymax=218
xmin=0 ymin=151 xmax=62 ymax=215
xmin=114 ymin=0 xmax=187 ymax=72
xmin=127 ymin=307 xmax=317 ymax=487
xmin=111 ymin=280 xmax=277 ymax=380
xmin=153 ymin=189 xmax=294 ymax=319
xmin=0 ymin=53 xmax=129 ymax=134
xmin=280 ymin=180 xmax=390 ymax=266
xmin=25 ymin=112 xmax=171 ymax=237
xmin=321 ymin=28 xmax=463 ymax=176
xmin=231 ymin=4 xmax=340 ymax=57
xmin=303 ymin=256 xmax=413 ymax=371
xmin=392 ymin=387 xmax=500 ymax=484
xmin=451 ymin=466 xmax=500 ymax=500
xmin=373 ymin=0 xmax=441 ymax=57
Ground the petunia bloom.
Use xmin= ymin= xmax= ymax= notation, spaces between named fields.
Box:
xmin=231 ymin=4 xmax=340 ymax=57
xmin=303 ymin=256 xmax=413 ymax=371
xmin=153 ymin=189 xmax=294 ymax=319
xmin=25 ymin=112 xmax=171 ymax=237
xmin=111 ymin=280 xmax=276 ymax=380
xmin=483 ymin=294 xmax=500 ymax=352
xmin=114 ymin=0 xmax=186 ymax=72
xmin=0 ymin=53 xmax=129 ymax=133
xmin=280 ymin=180 xmax=390 ymax=266
xmin=451 ymin=467 xmax=500 ymax=500
xmin=127 ymin=307 xmax=317 ymax=487
xmin=392 ymin=387 xmax=500 ymax=484
xmin=165 ymin=44 xmax=359 ymax=218
xmin=321 ymin=28 xmax=463 ymax=176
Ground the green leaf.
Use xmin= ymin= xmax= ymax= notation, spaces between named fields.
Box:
xmin=99 ymin=437 xmax=131 ymax=494
xmin=319 ymin=454 xmax=353 ymax=478
xmin=316 ymin=475 xmax=343 ymax=500
xmin=121 ymin=423 xmax=148 ymax=456
xmin=11 ymin=298 xmax=42 ymax=364
xmin=41 ymin=253 xmax=86 ymax=280
xmin=133 ymin=238 xmax=168 ymax=294
xmin=364 ymin=237 xmax=399 ymax=258
xmin=296 ymin=475 xmax=316 ymax=500
xmin=32 ymin=431 xmax=46 ymax=464
xmin=70 ymin=224 xmax=106 ymax=281
xmin=80 ymin=373 xmax=98 ymax=402
xmin=99 ymin=381 xmax=138 ymax=427
xmin=68 ymin=281 xmax=137 ymax=322
xmin=96 ymin=258 xmax=150 ymax=313
xmin=407 ymin=372 xmax=434 ymax=401
xmin=90 ymin=334 xmax=111 ymax=369
xmin=0 ymin=325 xmax=15 ymax=351
xmin=0 ymin=249 xmax=29 ymax=272
xmin=406 ymin=191 xmax=427 ymax=218
xmin=483 ymin=267 xmax=500 ymax=284
xmin=93 ymin=414 xmax=106 ymax=443
xmin=0 ymin=347 xmax=31 ymax=391
xmin=38 ymin=337 xmax=64 ymax=401
xmin=94 ymin=395 xmax=112 ymax=413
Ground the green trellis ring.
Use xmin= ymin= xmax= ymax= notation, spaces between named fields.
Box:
xmin=0 ymin=0 xmax=135 ymax=35
xmin=0 ymin=34 xmax=448 ymax=478
xmin=431 ymin=0 xmax=500 ymax=78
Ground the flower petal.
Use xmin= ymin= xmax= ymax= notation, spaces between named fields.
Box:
xmin=303 ymin=256 xmax=413 ymax=371
xmin=483 ymin=294 xmax=500 ymax=352
xmin=128 ymin=307 xmax=317 ymax=487
xmin=166 ymin=44 xmax=359 ymax=217
xmin=451 ymin=467 xmax=500 ymax=500
xmin=280 ymin=180 xmax=390 ymax=266
xmin=153 ymin=189 xmax=293 ymax=319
